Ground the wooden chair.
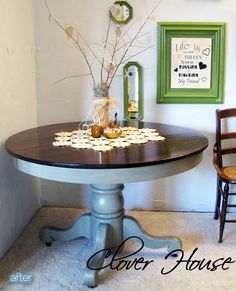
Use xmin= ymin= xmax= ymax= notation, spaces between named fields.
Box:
xmin=213 ymin=108 xmax=236 ymax=243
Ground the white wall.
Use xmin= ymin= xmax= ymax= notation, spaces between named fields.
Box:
xmin=34 ymin=0 xmax=236 ymax=211
xmin=0 ymin=0 xmax=40 ymax=258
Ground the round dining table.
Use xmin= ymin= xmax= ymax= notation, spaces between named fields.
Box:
xmin=5 ymin=121 xmax=208 ymax=287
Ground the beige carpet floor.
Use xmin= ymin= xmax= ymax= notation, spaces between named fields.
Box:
xmin=1 ymin=207 xmax=236 ymax=291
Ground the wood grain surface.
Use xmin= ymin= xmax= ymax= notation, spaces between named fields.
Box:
xmin=5 ymin=122 xmax=208 ymax=169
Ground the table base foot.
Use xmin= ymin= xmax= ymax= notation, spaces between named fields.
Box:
xmin=84 ymin=223 xmax=111 ymax=288
xmin=39 ymin=213 xmax=91 ymax=245
xmin=123 ymin=215 xmax=182 ymax=252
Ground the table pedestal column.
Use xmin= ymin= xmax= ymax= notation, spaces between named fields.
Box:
xmin=39 ymin=183 xmax=182 ymax=288
xmin=90 ymin=184 xmax=125 ymax=248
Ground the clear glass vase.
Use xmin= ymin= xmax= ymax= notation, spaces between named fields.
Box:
xmin=93 ymin=82 xmax=119 ymax=128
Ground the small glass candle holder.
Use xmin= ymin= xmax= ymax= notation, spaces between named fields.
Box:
xmin=91 ymin=124 xmax=103 ymax=138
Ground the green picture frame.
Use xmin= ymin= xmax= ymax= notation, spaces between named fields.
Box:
xmin=157 ymin=22 xmax=226 ymax=104
xmin=123 ymin=62 xmax=143 ymax=121
xmin=109 ymin=1 xmax=133 ymax=25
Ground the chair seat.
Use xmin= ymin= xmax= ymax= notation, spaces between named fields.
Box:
xmin=222 ymin=166 xmax=236 ymax=181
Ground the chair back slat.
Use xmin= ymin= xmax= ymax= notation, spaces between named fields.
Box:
xmin=221 ymin=132 xmax=236 ymax=139
xmin=221 ymin=148 xmax=236 ymax=155
xmin=218 ymin=108 xmax=236 ymax=118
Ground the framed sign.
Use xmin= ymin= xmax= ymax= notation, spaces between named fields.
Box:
xmin=157 ymin=22 xmax=226 ymax=104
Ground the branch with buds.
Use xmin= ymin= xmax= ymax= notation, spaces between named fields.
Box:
xmin=44 ymin=0 xmax=162 ymax=91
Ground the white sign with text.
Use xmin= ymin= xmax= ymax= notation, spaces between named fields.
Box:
xmin=171 ymin=37 xmax=212 ymax=89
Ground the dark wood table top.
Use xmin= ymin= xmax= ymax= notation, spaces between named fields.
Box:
xmin=5 ymin=121 xmax=208 ymax=169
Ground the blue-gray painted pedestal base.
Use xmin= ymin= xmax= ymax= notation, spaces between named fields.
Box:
xmin=39 ymin=184 xmax=182 ymax=288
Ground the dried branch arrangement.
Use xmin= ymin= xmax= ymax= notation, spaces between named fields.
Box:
xmin=44 ymin=0 xmax=162 ymax=91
